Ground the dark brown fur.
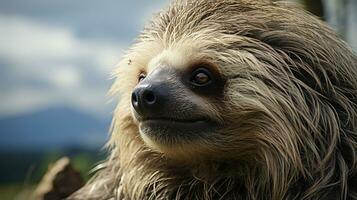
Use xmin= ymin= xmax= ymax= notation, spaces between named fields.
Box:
xmin=70 ymin=0 xmax=357 ymax=199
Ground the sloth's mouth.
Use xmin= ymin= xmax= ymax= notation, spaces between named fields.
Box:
xmin=142 ymin=118 xmax=210 ymax=128
xmin=139 ymin=117 xmax=216 ymax=141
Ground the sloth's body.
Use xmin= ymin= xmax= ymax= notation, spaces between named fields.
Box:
xmin=70 ymin=0 xmax=357 ymax=199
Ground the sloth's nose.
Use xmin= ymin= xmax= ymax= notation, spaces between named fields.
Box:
xmin=131 ymin=84 xmax=164 ymax=116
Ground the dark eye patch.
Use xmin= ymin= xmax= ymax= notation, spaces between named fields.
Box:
xmin=183 ymin=62 xmax=226 ymax=98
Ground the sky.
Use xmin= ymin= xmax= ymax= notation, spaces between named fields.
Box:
xmin=0 ymin=0 xmax=356 ymax=120
xmin=0 ymin=0 xmax=168 ymax=119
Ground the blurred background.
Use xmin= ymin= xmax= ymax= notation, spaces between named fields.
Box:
xmin=0 ymin=0 xmax=356 ymax=199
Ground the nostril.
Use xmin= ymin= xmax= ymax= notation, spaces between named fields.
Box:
xmin=144 ymin=91 xmax=156 ymax=104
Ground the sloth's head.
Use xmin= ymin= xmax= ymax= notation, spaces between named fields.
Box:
xmin=112 ymin=0 xmax=357 ymax=166
xmin=130 ymin=49 xmax=229 ymax=159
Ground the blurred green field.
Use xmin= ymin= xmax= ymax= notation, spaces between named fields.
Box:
xmin=0 ymin=184 xmax=34 ymax=200
xmin=0 ymin=148 xmax=105 ymax=200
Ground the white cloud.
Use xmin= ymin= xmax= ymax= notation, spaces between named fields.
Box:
xmin=0 ymin=16 xmax=76 ymax=62
xmin=46 ymin=65 xmax=82 ymax=89
xmin=0 ymin=15 xmax=123 ymax=118
xmin=0 ymin=87 xmax=59 ymax=117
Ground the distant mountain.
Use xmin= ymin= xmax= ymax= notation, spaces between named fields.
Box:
xmin=0 ymin=106 xmax=111 ymax=151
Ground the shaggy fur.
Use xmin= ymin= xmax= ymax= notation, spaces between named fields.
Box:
xmin=70 ymin=0 xmax=357 ymax=199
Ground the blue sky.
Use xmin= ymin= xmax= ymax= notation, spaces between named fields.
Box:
xmin=0 ymin=0 xmax=168 ymax=118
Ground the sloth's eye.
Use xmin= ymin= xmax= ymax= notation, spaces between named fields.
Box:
xmin=190 ymin=68 xmax=212 ymax=86
xmin=138 ymin=73 xmax=146 ymax=82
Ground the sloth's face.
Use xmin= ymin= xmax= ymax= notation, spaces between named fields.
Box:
xmin=132 ymin=65 xmax=222 ymax=139
xmin=128 ymin=47 xmax=238 ymax=159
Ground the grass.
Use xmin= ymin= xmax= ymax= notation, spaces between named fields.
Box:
xmin=0 ymin=148 xmax=105 ymax=200
xmin=0 ymin=183 xmax=34 ymax=200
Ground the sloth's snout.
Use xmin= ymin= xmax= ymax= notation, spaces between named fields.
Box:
xmin=131 ymin=83 xmax=167 ymax=117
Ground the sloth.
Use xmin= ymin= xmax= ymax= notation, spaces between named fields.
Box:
xmin=70 ymin=0 xmax=357 ymax=199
